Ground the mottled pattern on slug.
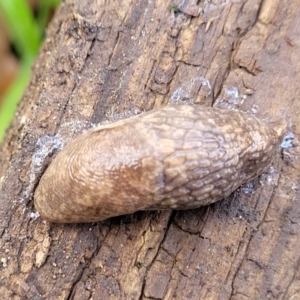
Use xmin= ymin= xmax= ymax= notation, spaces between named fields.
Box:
xmin=34 ymin=105 xmax=286 ymax=223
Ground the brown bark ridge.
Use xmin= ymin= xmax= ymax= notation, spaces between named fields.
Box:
xmin=0 ymin=0 xmax=299 ymax=299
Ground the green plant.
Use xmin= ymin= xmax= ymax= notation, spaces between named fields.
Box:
xmin=0 ymin=0 xmax=60 ymax=142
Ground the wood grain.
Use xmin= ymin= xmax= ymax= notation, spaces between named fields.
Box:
xmin=0 ymin=0 xmax=299 ymax=299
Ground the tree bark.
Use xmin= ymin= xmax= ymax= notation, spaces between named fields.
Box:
xmin=1 ymin=0 xmax=300 ymax=299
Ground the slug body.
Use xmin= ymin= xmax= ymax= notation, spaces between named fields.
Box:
xmin=34 ymin=105 xmax=285 ymax=223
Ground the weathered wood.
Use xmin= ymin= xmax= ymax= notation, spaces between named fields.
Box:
xmin=0 ymin=0 xmax=299 ymax=299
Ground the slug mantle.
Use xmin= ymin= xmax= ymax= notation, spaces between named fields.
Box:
xmin=34 ymin=105 xmax=286 ymax=223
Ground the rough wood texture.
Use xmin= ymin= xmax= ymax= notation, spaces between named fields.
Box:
xmin=0 ymin=0 xmax=299 ymax=299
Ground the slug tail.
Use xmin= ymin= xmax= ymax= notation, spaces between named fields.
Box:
xmin=270 ymin=120 xmax=287 ymax=139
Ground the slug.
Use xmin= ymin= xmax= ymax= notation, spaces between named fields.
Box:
xmin=34 ymin=105 xmax=286 ymax=223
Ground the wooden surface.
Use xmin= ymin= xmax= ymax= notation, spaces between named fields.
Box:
xmin=0 ymin=0 xmax=299 ymax=299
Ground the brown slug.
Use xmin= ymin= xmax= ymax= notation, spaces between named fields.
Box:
xmin=34 ymin=105 xmax=286 ymax=223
